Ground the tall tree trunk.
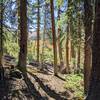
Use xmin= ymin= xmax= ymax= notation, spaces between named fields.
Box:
xmin=84 ymin=0 xmax=92 ymax=94
xmin=69 ymin=33 xmax=72 ymax=65
xmin=65 ymin=0 xmax=73 ymax=73
xmin=37 ymin=0 xmax=40 ymax=62
xmin=41 ymin=6 xmax=46 ymax=65
xmin=18 ymin=0 xmax=28 ymax=69
xmin=50 ymin=0 xmax=58 ymax=76
xmin=17 ymin=0 xmax=20 ymax=45
xmin=77 ymin=2 xmax=81 ymax=73
xmin=71 ymin=44 xmax=76 ymax=71
xmin=57 ymin=8 xmax=63 ymax=68
xmin=77 ymin=45 xmax=81 ymax=73
xmin=0 ymin=0 xmax=4 ymax=80
xmin=0 ymin=0 xmax=3 ymax=67
xmin=86 ymin=1 xmax=100 ymax=100
xmin=66 ymin=35 xmax=69 ymax=73
xmin=66 ymin=24 xmax=71 ymax=73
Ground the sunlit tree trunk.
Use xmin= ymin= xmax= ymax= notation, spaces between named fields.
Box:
xmin=50 ymin=0 xmax=58 ymax=76
xmin=18 ymin=0 xmax=28 ymax=69
xmin=66 ymin=24 xmax=71 ymax=73
xmin=68 ymin=34 xmax=72 ymax=72
xmin=71 ymin=44 xmax=76 ymax=71
xmin=84 ymin=0 xmax=92 ymax=94
xmin=65 ymin=0 xmax=73 ymax=73
xmin=86 ymin=1 xmax=100 ymax=99
xmin=37 ymin=0 xmax=40 ymax=62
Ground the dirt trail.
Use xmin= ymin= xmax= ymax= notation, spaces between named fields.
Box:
xmin=27 ymin=65 xmax=74 ymax=100
xmin=0 ymin=66 xmax=71 ymax=100
xmin=28 ymin=71 xmax=67 ymax=100
xmin=0 ymin=55 xmax=71 ymax=100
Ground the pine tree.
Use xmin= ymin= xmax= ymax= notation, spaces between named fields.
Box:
xmin=18 ymin=0 xmax=28 ymax=70
xmin=50 ymin=0 xmax=58 ymax=76
xmin=86 ymin=1 xmax=100 ymax=99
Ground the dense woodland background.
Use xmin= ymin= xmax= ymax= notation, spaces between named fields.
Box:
xmin=0 ymin=0 xmax=100 ymax=100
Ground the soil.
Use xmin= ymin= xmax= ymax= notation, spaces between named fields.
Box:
xmin=0 ymin=64 xmax=73 ymax=100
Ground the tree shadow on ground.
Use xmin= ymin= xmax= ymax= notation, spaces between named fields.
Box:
xmin=0 ymin=75 xmax=34 ymax=100
xmin=1 ymin=69 xmax=46 ymax=100
xmin=7 ymin=88 xmax=34 ymax=100
xmin=28 ymin=72 xmax=67 ymax=100
xmin=22 ymin=72 xmax=48 ymax=100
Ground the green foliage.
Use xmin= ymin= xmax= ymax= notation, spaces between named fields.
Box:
xmin=27 ymin=40 xmax=54 ymax=63
xmin=3 ymin=30 xmax=19 ymax=58
xmin=65 ymin=74 xmax=84 ymax=99
xmin=40 ymin=48 xmax=53 ymax=63
xmin=56 ymin=0 xmax=64 ymax=8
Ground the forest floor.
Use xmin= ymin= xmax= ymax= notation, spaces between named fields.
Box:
xmin=0 ymin=63 xmax=76 ymax=100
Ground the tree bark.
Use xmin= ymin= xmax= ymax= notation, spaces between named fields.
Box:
xmin=57 ymin=8 xmax=63 ymax=68
xmin=50 ymin=0 xmax=58 ymax=76
xmin=0 ymin=0 xmax=3 ymax=67
xmin=66 ymin=24 xmax=71 ymax=73
xmin=84 ymin=0 xmax=92 ymax=94
xmin=86 ymin=1 xmax=100 ymax=100
xmin=0 ymin=0 xmax=4 ymax=80
xmin=18 ymin=0 xmax=28 ymax=69
xmin=65 ymin=0 xmax=73 ymax=73
xmin=17 ymin=0 xmax=20 ymax=45
xmin=77 ymin=2 xmax=81 ymax=74
xmin=41 ymin=5 xmax=46 ymax=65
xmin=37 ymin=0 xmax=40 ymax=62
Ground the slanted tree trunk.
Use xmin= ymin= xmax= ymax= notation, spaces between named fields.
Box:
xmin=50 ymin=0 xmax=58 ymax=76
xmin=37 ymin=0 xmax=40 ymax=62
xmin=86 ymin=1 xmax=100 ymax=100
xmin=18 ymin=0 xmax=28 ymax=69
xmin=84 ymin=0 xmax=92 ymax=94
